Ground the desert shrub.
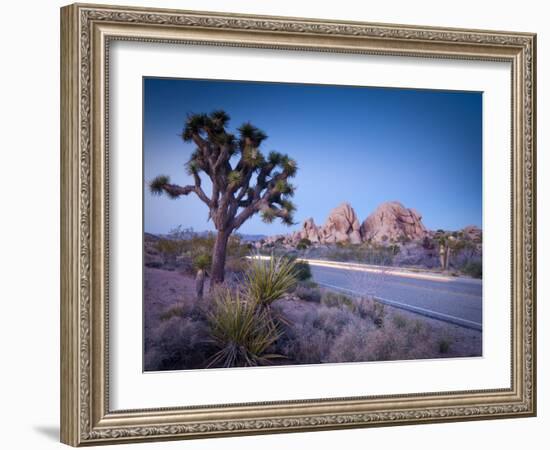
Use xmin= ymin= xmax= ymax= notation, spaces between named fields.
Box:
xmin=294 ymin=284 xmax=322 ymax=303
xmin=325 ymin=248 xmax=349 ymax=261
xmin=227 ymin=235 xmax=250 ymax=258
xmin=145 ymin=259 xmax=163 ymax=269
xmin=144 ymin=245 xmax=163 ymax=268
xmin=244 ymin=255 xmax=298 ymax=309
xmin=155 ymin=239 xmax=187 ymax=267
xmin=299 ymin=279 xmax=319 ymax=289
xmin=449 ymin=238 xmax=467 ymax=254
xmin=327 ymin=319 xmax=423 ymax=363
xmin=272 ymin=294 xmax=466 ymax=364
xmin=363 ymin=327 xmax=402 ymax=360
xmin=224 ymin=257 xmax=248 ymax=278
xmin=326 ymin=313 xmax=451 ymax=363
xmin=293 ymin=260 xmax=312 ymax=281
xmin=271 ymin=256 xmax=312 ymax=281
xmin=274 ymin=304 xmax=360 ymax=364
xmin=155 ymin=238 xmax=186 ymax=256
xmin=422 ymin=236 xmax=435 ymax=250
xmin=313 ymin=306 xmax=357 ymax=337
xmin=193 ymin=253 xmax=211 ymax=271
xmin=144 ymin=316 xmax=211 ymax=371
xmin=438 ymin=338 xmax=451 ymax=354
xmin=277 ymin=320 xmax=331 ymax=364
xmin=321 ymin=291 xmax=355 ymax=310
xmin=325 ymin=244 xmax=396 ymax=266
xmin=206 ymin=289 xmax=282 ymax=368
xmin=326 ymin=324 xmax=371 ymax=363
xmin=177 ymin=257 xmax=196 ymax=276
xmin=462 ymin=261 xmax=482 ymax=278
xmin=355 ymin=297 xmax=386 ymax=327
xmin=296 ymin=238 xmax=311 ymax=250
xmin=187 ymin=233 xmax=215 ymax=257
xmin=392 ymin=314 xmax=408 ymax=329
xmin=410 ymin=319 xmax=424 ymax=335
xmin=159 ymin=296 xmax=207 ymax=323
xmin=155 ymin=231 xmax=249 ymax=270
xmin=388 ymin=244 xmax=401 ymax=255
xmin=159 ymin=305 xmax=185 ymax=321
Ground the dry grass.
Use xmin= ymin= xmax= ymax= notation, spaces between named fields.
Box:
xmin=144 ymin=267 xmax=482 ymax=371
xmin=272 ymin=290 xmax=481 ymax=365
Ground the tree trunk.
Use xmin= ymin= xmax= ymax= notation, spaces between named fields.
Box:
xmin=211 ymin=229 xmax=230 ymax=284
xmin=439 ymin=243 xmax=449 ymax=270
xmin=195 ymin=269 xmax=205 ymax=300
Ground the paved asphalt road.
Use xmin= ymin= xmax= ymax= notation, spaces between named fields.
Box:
xmin=310 ymin=264 xmax=483 ymax=330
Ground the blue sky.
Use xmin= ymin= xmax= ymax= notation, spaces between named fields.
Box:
xmin=143 ymin=78 xmax=482 ymax=235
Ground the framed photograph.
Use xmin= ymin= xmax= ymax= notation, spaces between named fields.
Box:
xmin=60 ymin=3 xmax=536 ymax=446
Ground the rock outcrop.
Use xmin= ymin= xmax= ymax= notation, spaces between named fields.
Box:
xmin=461 ymin=225 xmax=482 ymax=242
xmin=259 ymin=201 xmax=430 ymax=247
xmin=361 ymin=201 xmax=428 ymax=243
xmin=300 ymin=217 xmax=321 ymax=243
xmin=319 ymin=203 xmax=362 ymax=244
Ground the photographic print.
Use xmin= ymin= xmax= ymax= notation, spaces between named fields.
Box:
xmin=143 ymin=78 xmax=483 ymax=372
xmin=61 ymin=6 xmax=536 ymax=444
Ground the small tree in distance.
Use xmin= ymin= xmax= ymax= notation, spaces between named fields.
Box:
xmin=150 ymin=110 xmax=298 ymax=284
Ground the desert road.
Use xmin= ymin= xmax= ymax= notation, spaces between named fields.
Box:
xmin=307 ymin=261 xmax=483 ymax=331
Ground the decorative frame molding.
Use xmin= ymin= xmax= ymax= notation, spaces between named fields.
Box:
xmin=60 ymin=3 xmax=536 ymax=446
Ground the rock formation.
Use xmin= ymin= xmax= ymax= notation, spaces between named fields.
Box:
xmin=300 ymin=217 xmax=321 ymax=243
xmin=360 ymin=201 xmax=428 ymax=243
xmin=259 ymin=201 xmax=430 ymax=247
xmin=319 ymin=203 xmax=362 ymax=244
xmin=461 ymin=225 xmax=482 ymax=242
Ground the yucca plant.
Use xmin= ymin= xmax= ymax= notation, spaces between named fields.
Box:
xmin=245 ymin=255 xmax=298 ymax=309
xmin=206 ymin=288 xmax=282 ymax=368
xmin=243 ymin=255 xmax=298 ymax=326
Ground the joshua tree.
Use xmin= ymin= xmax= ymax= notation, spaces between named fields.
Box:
xmin=150 ymin=110 xmax=298 ymax=284
xmin=437 ymin=233 xmax=457 ymax=271
xmin=438 ymin=238 xmax=451 ymax=271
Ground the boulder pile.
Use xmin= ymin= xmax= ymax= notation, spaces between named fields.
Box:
xmin=261 ymin=201 xmax=429 ymax=247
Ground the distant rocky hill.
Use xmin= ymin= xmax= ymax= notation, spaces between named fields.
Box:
xmin=361 ymin=201 xmax=428 ymax=243
xmin=296 ymin=203 xmax=362 ymax=245
xmin=262 ymin=201 xmax=433 ymax=247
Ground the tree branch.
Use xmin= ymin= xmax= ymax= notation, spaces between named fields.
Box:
xmin=154 ymin=176 xmax=212 ymax=209
xmin=213 ymin=144 xmax=232 ymax=172
xmin=230 ymin=202 xmax=261 ymax=231
xmin=191 ymin=171 xmax=211 ymax=206
xmin=230 ymin=179 xmax=282 ymax=230
xmin=162 ymin=183 xmax=196 ymax=198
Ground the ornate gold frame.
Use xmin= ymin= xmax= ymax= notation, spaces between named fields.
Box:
xmin=60 ymin=3 xmax=536 ymax=446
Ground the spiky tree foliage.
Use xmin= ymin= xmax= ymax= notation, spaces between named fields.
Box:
xmin=244 ymin=255 xmax=299 ymax=309
xmin=206 ymin=288 xmax=282 ymax=368
xmin=150 ymin=111 xmax=298 ymax=284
